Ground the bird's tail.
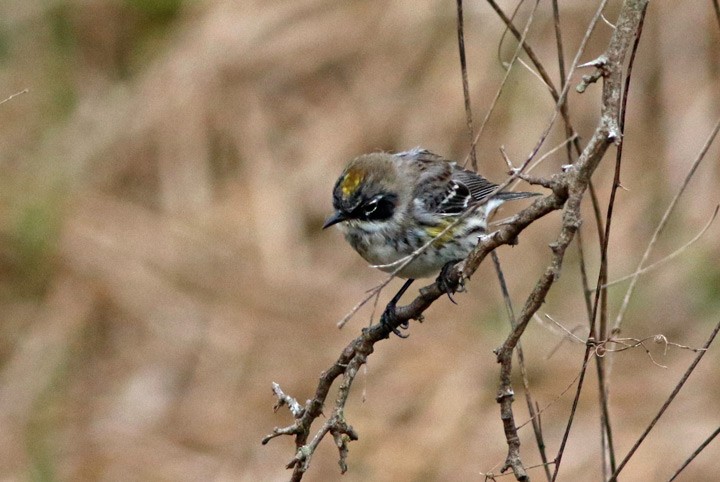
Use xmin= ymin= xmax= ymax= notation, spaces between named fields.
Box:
xmin=495 ymin=191 xmax=540 ymax=201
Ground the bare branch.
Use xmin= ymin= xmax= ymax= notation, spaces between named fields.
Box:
xmin=551 ymin=1 xmax=650 ymax=480
xmin=456 ymin=0 xmax=478 ymax=169
xmin=667 ymin=425 xmax=720 ymax=481
xmin=600 ymin=205 xmax=719 ymax=289
xmin=462 ymin=0 xmax=541 ymax=168
xmin=492 ymin=252 xmax=552 ymax=481
xmin=608 ymin=319 xmax=720 ymax=481
xmin=0 ymin=88 xmax=28 ymax=106
xmin=265 ymin=2 xmax=657 ymax=479
xmin=270 ymin=382 xmax=304 ymax=418
xmin=611 ymin=117 xmax=720 ymax=334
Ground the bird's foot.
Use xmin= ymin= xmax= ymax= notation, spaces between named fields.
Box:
xmin=380 ymin=302 xmax=409 ymax=338
xmin=436 ymin=260 xmax=462 ymax=303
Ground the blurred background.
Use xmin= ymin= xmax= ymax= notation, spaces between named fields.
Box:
xmin=0 ymin=1 xmax=719 ymax=480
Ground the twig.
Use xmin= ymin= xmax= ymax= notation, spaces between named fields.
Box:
xmin=575 ymin=229 xmax=594 ymax=321
xmin=492 ymin=252 xmax=552 ymax=482
xmin=600 ymin=13 xmax=617 ymax=30
xmin=551 ymin=2 xmax=649 ymax=480
xmin=517 ymin=368 xmax=584 ymax=431
xmin=0 ymin=89 xmax=28 ymax=106
xmin=270 ymin=382 xmax=304 ymax=418
xmin=481 ymin=462 xmax=556 ymax=479
xmin=599 ymin=206 xmax=719 ymax=289
xmin=667 ymin=425 xmax=720 ymax=481
xmin=265 ymin=1 xmax=651 ymax=478
xmin=337 ymin=277 xmax=388 ymax=329
xmin=515 ymin=58 xmax=555 ymax=94
xmin=609 ymin=319 xmax=720 ymax=481
xmin=456 ymin=0 xmax=478 ymax=170
xmin=544 ymin=314 xmax=587 ymax=345
xmin=596 ymin=334 xmax=707 ymax=369
xmin=507 ymin=133 xmax=579 ymax=191
xmin=462 ymin=0 xmax=541 ymax=168
xmin=611 ymin=116 xmax=720 ymax=335
xmin=551 ymin=0 xmax=567 ymax=147
xmin=591 ymin=1 xmax=647 ymax=474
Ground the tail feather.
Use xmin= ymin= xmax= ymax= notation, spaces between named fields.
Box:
xmin=495 ymin=191 xmax=540 ymax=201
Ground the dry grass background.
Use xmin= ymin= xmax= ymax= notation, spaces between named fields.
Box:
xmin=0 ymin=1 xmax=719 ymax=480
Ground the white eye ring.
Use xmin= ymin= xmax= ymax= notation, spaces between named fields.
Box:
xmin=364 ymin=199 xmax=378 ymax=215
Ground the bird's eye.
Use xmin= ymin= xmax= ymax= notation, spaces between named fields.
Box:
xmin=360 ymin=195 xmax=396 ymax=221
xmin=363 ymin=199 xmax=378 ymax=216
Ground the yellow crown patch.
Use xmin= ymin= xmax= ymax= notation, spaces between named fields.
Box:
xmin=341 ymin=169 xmax=364 ymax=198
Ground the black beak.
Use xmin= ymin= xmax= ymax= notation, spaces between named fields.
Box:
xmin=322 ymin=211 xmax=347 ymax=229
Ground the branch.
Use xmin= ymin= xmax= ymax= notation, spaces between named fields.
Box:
xmin=547 ymin=0 xmax=651 ymax=479
xmin=0 ymin=88 xmax=28 ymax=106
xmin=264 ymin=1 xmax=650 ymax=479
xmin=609 ymin=319 xmax=720 ymax=481
xmin=667 ymin=425 xmax=720 ymax=481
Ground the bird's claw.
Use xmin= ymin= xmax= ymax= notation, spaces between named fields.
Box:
xmin=436 ymin=260 xmax=461 ymax=303
xmin=380 ymin=303 xmax=409 ymax=338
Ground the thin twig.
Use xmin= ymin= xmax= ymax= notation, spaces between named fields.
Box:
xmin=544 ymin=314 xmax=587 ymax=345
xmin=667 ymin=425 xmax=720 ymax=482
xmin=597 ymin=334 xmax=707 ymax=369
xmin=507 ymin=133 xmax=578 ymax=191
xmin=551 ymin=0 xmax=580 ymax=175
xmin=611 ymin=117 xmax=720 ymax=334
xmin=337 ymin=277 xmax=389 ymax=329
xmin=0 ymin=89 xmax=28 ymax=106
xmin=575 ymin=229 xmax=595 ymax=320
xmin=516 ymin=368 xmax=584 ymax=431
xmin=551 ymin=2 xmax=649 ymax=480
xmin=600 ymin=206 xmax=719 ymax=289
xmin=266 ymin=1 xmax=651 ymax=478
xmin=591 ymin=1 xmax=647 ymax=473
xmin=270 ymin=382 xmax=304 ymax=418
xmin=515 ymin=57 xmax=555 ymax=93
xmin=462 ymin=0 xmax=541 ymax=168
xmin=456 ymin=0 xmax=478 ymax=170
xmin=609 ymin=319 xmax=720 ymax=481
xmin=481 ymin=461 xmax=556 ymax=479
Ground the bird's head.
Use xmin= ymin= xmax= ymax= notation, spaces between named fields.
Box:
xmin=323 ymin=154 xmax=401 ymax=229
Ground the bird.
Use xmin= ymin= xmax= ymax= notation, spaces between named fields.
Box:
xmin=323 ymin=148 xmax=538 ymax=336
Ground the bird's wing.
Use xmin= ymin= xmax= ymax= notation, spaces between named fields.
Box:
xmin=427 ymin=168 xmax=498 ymax=215
xmin=397 ymin=149 xmax=499 ymax=216
xmin=452 ymin=168 xmax=499 ymax=203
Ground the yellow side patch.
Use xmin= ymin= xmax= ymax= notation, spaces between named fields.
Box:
xmin=425 ymin=221 xmax=455 ymax=245
xmin=341 ymin=169 xmax=364 ymax=198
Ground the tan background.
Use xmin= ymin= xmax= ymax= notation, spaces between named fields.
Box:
xmin=0 ymin=1 xmax=719 ymax=480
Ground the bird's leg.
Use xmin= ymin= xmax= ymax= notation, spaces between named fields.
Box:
xmin=436 ymin=260 xmax=461 ymax=304
xmin=380 ymin=278 xmax=415 ymax=338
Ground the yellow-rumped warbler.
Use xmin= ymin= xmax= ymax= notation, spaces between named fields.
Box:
xmin=323 ymin=148 xmax=537 ymax=336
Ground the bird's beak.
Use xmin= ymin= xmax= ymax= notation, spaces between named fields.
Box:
xmin=322 ymin=211 xmax=347 ymax=229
